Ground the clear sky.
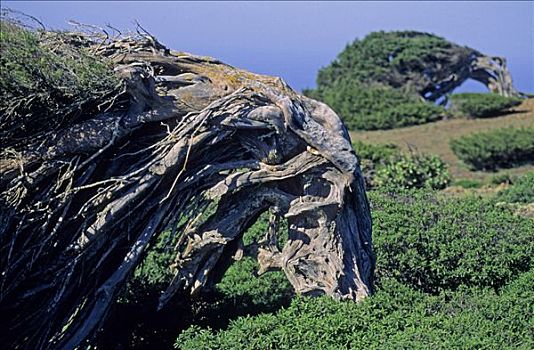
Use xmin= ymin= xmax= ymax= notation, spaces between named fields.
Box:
xmin=3 ymin=1 xmax=533 ymax=93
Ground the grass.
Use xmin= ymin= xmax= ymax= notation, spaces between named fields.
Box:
xmin=351 ymin=98 xmax=534 ymax=181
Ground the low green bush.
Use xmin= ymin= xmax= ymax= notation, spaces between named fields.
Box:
xmin=495 ymin=172 xmax=534 ymax=204
xmin=450 ymin=127 xmax=534 ymax=170
xmin=124 ymin=211 xmax=291 ymax=308
xmin=452 ymin=178 xmax=484 ymax=189
xmin=352 ymin=140 xmax=400 ymax=164
xmin=242 ymin=211 xmax=288 ymax=247
xmin=306 ymin=82 xmax=445 ymax=131
xmin=352 ymin=141 xmax=450 ymax=189
xmin=370 ymin=189 xmax=534 ymax=293
xmin=449 ymin=93 xmax=522 ymax=118
xmin=489 ymin=172 xmax=514 ymax=185
xmin=176 ymin=269 xmax=534 ymax=350
xmin=374 ymin=153 xmax=450 ymax=189
xmin=216 ymin=257 xmax=293 ymax=311
xmin=220 ymin=212 xmax=292 ymax=311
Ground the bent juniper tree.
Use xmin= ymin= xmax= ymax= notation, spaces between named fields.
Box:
xmin=314 ymin=31 xmax=519 ymax=102
xmin=0 ymin=23 xmax=374 ymax=349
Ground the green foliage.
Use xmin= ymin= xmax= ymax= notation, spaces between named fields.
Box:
xmin=495 ymin=172 xmax=534 ymax=204
xmin=315 ymin=31 xmax=455 ymax=89
xmin=308 ymin=82 xmax=444 ymax=130
xmin=103 ymin=215 xmax=293 ymax=348
xmin=221 ymin=212 xmax=292 ymax=311
xmin=242 ymin=211 xmax=288 ymax=247
xmin=175 ymin=269 xmax=534 ymax=350
xmin=489 ymin=172 xmax=514 ymax=185
xmin=370 ymin=189 xmax=534 ymax=293
xmin=374 ymin=153 xmax=450 ymax=189
xmin=0 ymin=20 xmax=122 ymax=147
xmin=352 ymin=140 xmax=400 ymax=164
xmin=449 ymin=93 xmax=522 ymax=118
xmin=452 ymin=178 xmax=484 ymax=189
xmin=352 ymin=141 xmax=450 ymax=189
xmin=304 ymin=31 xmax=470 ymax=130
xmin=216 ymin=257 xmax=293 ymax=310
xmin=176 ymin=189 xmax=534 ymax=349
xmin=450 ymin=127 xmax=534 ymax=170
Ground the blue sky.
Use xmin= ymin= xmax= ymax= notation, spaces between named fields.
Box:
xmin=3 ymin=1 xmax=533 ymax=93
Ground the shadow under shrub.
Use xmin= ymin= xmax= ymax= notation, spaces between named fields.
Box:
xmin=450 ymin=126 xmax=534 ymax=171
xmin=449 ymin=93 xmax=522 ymax=118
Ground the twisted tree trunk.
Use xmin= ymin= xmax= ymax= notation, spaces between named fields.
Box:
xmin=0 ymin=32 xmax=374 ymax=349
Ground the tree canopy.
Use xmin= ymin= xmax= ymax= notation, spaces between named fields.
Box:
xmin=305 ymin=31 xmax=519 ymax=130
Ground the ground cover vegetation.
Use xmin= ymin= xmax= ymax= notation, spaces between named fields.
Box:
xmin=450 ymin=127 xmax=534 ymax=171
xmin=449 ymin=93 xmax=522 ymax=118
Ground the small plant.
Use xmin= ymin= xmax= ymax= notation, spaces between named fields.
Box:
xmin=450 ymin=127 xmax=534 ymax=170
xmin=374 ymin=152 xmax=450 ymax=189
xmin=449 ymin=93 xmax=522 ymax=118
xmin=216 ymin=257 xmax=293 ymax=310
xmin=452 ymin=178 xmax=484 ymax=189
xmin=352 ymin=140 xmax=400 ymax=164
xmin=495 ymin=172 xmax=534 ymax=204
xmin=489 ymin=172 xmax=514 ymax=185
xmin=352 ymin=141 xmax=449 ymax=189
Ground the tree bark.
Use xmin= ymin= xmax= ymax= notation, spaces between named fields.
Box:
xmin=0 ymin=32 xmax=374 ymax=349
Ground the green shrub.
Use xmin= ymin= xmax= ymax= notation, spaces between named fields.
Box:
xmin=495 ymin=172 xmax=534 ymax=204
xmin=374 ymin=153 xmax=450 ymax=189
xmin=176 ymin=270 xmax=534 ymax=350
xmin=124 ymin=212 xmax=291 ymax=307
xmin=489 ymin=172 xmax=514 ymax=185
xmin=102 ymin=214 xmax=292 ymax=348
xmin=216 ymin=257 xmax=293 ymax=310
xmin=370 ymin=189 xmax=534 ymax=293
xmin=452 ymin=178 xmax=484 ymax=189
xmin=221 ymin=212 xmax=292 ymax=311
xmin=315 ymin=31 xmax=461 ymax=92
xmin=450 ymin=127 xmax=534 ymax=170
xmin=449 ymin=93 xmax=522 ymax=118
xmin=0 ymin=20 xmax=122 ymax=148
xmin=303 ymin=30 xmax=485 ymax=130
xmin=307 ymin=82 xmax=444 ymax=130
xmin=352 ymin=140 xmax=400 ymax=164
xmin=352 ymin=141 xmax=449 ymax=189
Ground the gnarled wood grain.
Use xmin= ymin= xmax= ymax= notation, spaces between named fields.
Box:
xmin=0 ymin=32 xmax=374 ymax=349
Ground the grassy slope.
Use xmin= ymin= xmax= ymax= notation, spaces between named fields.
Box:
xmin=351 ymin=98 xmax=534 ymax=181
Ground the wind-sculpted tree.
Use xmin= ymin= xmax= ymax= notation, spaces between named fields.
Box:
xmin=315 ymin=31 xmax=519 ymax=101
xmin=306 ymin=31 xmax=520 ymax=130
xmin=0 ymin=18 xmax=374 ymax=349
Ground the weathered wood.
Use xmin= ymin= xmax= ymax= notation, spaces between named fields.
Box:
xmin=0 ymin=31 xmax=374 ymax=349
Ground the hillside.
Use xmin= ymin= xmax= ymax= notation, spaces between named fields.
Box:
xmin=352 ymin=98 xmax=534 ymax=181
